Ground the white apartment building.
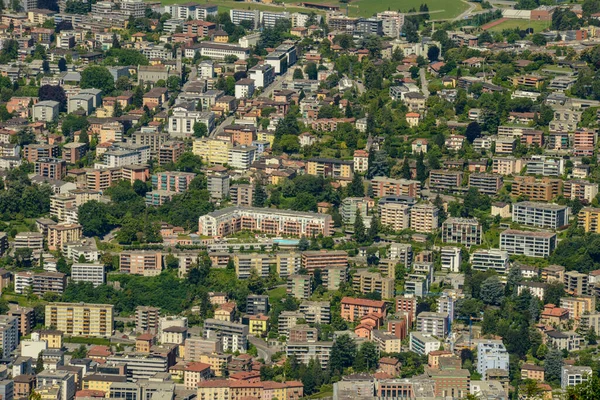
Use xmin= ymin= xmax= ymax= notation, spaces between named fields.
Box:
xmin=0 ymin=316 xmax=19 ymax=358
xmin=168 ymin=107 xmax=215 ymax=138
xmin=71 ymin=263 xmax=105 ymax=287
xmin=500 ymin=230 xmax=557 ymax=258
xmin=476 ymin=340 xmax=509 ymax=379
xmin=228 ymin=146 xmax=257 ymax=170
xmin=409 ymin=332 xmax=441 ymax=356
xmin=441 ymin=247 xmax=462 ymax=273
xmin=416 ymin=312 xmax=448 ymax=338
xmin=512 ymin=201 xmax=570 ymax=229
xmin=471 ymin=249 xmax=510 ymax=274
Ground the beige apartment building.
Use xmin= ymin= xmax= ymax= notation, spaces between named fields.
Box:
xmin=410 ymin=203 xmax=439 ymax=233
xmin=511 ymin=176 xmax=561 ymax=202
xmin=579 ymin=208 xmax=600 ymax=233
xmin=120 ymin=251 xmax=163 ymax=276
xmin=47 ymin=223 xmax=82 ymax=251
xmin=45 ymin=302 xmax=114 ymax=337
xmin=353 ymin=270 xmax=395 ymax=299
xmin=192 ymin=138 xmax=231 ymax=165
xmin=380 ymin=203 xmax=410 ymax=231
xmin=301 ymin=250 xmax=348 ymax=272
xmin=492 ymin=157 xmax=523 ymax=175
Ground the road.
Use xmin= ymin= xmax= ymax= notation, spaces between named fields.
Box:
xmin=210 ymin=115 xmax=235 ymax=138
xmin=262 ymin=68 xmax=293 ymax=99
xmin=248 ymin=336 xmax=277 ymax=363
xmin=453 ymin=0 xmax=478 ymax=21
xmin=420 ymin=68 xmax=430 ymax=98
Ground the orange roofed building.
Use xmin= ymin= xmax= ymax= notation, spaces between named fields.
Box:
xmin=540 ymin=304 xmax=569 ymax=328
xmin=340 ymin=297 xmax=387 ymax=322
xmin=197 ymin=380 xmax=303 ymax=400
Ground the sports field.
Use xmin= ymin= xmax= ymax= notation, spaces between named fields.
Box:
xmin=485 ymin=18 xmax=551 ymax=33
xmin=158 ymin=0 xmax=470 ymax=20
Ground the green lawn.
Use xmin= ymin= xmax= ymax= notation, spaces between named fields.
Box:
xmin=487 ymin=19 xmax=551 ymax=33
xmin=268 ymin=286 xmax=287 ymax=304
xmin=156 ymin=0 xmax=469 ymax=19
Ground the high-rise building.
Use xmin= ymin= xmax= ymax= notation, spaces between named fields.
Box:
xmin=45 ymin=303 xmax=113 ymax=337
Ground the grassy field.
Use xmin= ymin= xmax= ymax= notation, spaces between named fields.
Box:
xmin=157 ymin=0 xmax=469 ymax=20
xmin=267 ymin=286 xmax=287 ymax=304
xmin=487 ymin=18 xmax=551 ymax=33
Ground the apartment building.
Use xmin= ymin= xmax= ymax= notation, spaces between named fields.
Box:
xmin=370 ymin=176 xmax=421 ymax=198
xmin=564 ymin=180 xmax=598 ymax=203
xmin=492 ymin=157 xmax=523 ymax=175
xmin=477 ymin=340 xmax=509 ymax=380
xmin=561 ymin=366 xmax=592 ymax=389
xmin=71 ymin=263 xmax=105 ymax=287
xmin=573 ymin=129 xmax=596 ymax=156
xmin=278 ymin=311 xmax=304 ymax=338
xmin=14 ymin=232 xmax=44 ymax=251
xmin=409 ymin=332 xmax=441 ymax=356
xmin=229 ymin=184 xmax=253 ymax=207
xmin=47 ymin=223 xmax=82 ymax=251
xmin=31 ymin=272 xmax=67 ymax=296
xmin=168 ymin=107 xmax=215 ymax=138
xmin=35 ymin=158 xmax=67 ymax=180
xmin=45 ymin=302 xmax=113 ymax=337
xmin=352 ymin=270 xmax=395 ymax=299
xmin=441 ymin=218 xmax=482 ymax=247
xmin=120 ymin=251 xmax=163 ymax=276
xmin=234 ymin=253 xmax=271 ymax=279
xmin=135 ymin=306 xmax=160 ymax=333
xmin=389 ymin=243 xmax=413 ymax=266
xmin=287 ymin=275 xmax=312 ymax=300
xmin=511 ymin=176 xmax=562 ymax=202
xmin=525 ymin=156 xmax=564 ymax=177
xmin=192 ymin=138 xmax=231 ymax=165
xmin=246 ymin=295 xmax=269 ymax=316
xmin=468 ymin=173 xmax=503 ymax=195
xmin=286 ymin=341 xmax=333 ymax=369
xmin=441 ymin=247 xmax=462 ymax=273
xmin=471 ymin=249 xmax=510 ymax=274
xmin=299 ymin=301 xmax=330 ymax=325
xmin=151 ymin=171 xmax=195 ymax=193
xmin=322 ymin=266 xmax=347 ymax=291
xmin=380 ymin=203 xmax=410 ymax=231
xmin=276 ymin=252 xmax=302 ymax=277
xmin=416 ymin=312 xmax=449 ymax=338
xmin=8 ymin=307 xmax=34 ymax=336
xmin=50 ymin=194 xmax=76 ymax=222
xmin=499 ymin=229 xmax=557 ymax=258
xmin=564 ymin=271 xmax=589 ymax=296
xmin=512 ymin=202 xmax=570 ymax=229
xmin=578 ymin=207 xmax=600 ymax=233
xmin=429 ymin=170 xmax=462 ymax=191
xmin=203 ymin=319 xmax=248 ymax=352
xmin=341 ymin=197 xmax=371 ymax=227
xmin=198 ymin=206 xmax=332 ymax=237
xmin=340 ymin=297 xmax=386 ymax=322
xmin=560 ymin=296 xmax=595 ymax=321
xmin=409 ymin=203 xmax=439 ymax=233
xmin=306 ymin=158 xmax=353 ymax=180
xmin=297 ymin=250 xmax=348 ymax=274
xmin=23 ymin=144 xmax=59 ymax=162
xmin=0 ymin=316 xmax=19 ymax=358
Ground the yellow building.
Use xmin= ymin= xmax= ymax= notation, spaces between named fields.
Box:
xmin=47 ymin=223 xmax=82 ymax=251
xmin=192 ymin=138 xmax=231 ymax=165
xmin=256 ymin=131 xmax=275 ymax=146
xmin=39 ymin=330 xmax=63 ymax=349
xmin=45 ymin=302 xmax=113 ymax=337
xmin=306 ymin=158 xmax=353 ymax=180
xmin=247 ymin=314 xmax=268 ymax=336
xmin=82 ymin=374 xmax=127 ymax=392
xmin=579 ymin=207 xmax=600 ymax=233
xmin=198 ymin=353 xmax=231 ymax=377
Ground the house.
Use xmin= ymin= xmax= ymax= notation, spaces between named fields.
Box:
xmin=540 ymin=304 xmax=569 ymax=328
xmin=406 ymin=113 xmax=421 ymax=127
xmin=143 ymin=87 xmax=168 ymax=109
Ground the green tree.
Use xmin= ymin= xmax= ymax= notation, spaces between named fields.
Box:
xmin=354 ymin=341 xmax=378 ymax=372
xmin=193 ymin=122 xmax=208 ymax=137
xmin=253 ymin=183 xmax=267 ymax=207
xmin=35 ymin=352 xmax=44 ymax=373
xmin=80 ymin=65 xmax=115 ymax=93
xmin=293 ymin=68 xmax=304 ymax=80
xmin=480 ymin=276 xmax=504 ymax=305
xmin=71 ymin=344 xmax=88 ymax=359
xmin=348 ymin=174 xmax=364 ymax=197
xmin=329 ymin=334 xmax=357 ymax=376
xmin=77 ymin=201 xmax=114 ymax=237
xmin=544 ymin=348 xmax=563 ymax=384
xmin=353 ymin=210 xmax=367 ymax=244
xmin=298 ymin=235 xmax=309 ymax=251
